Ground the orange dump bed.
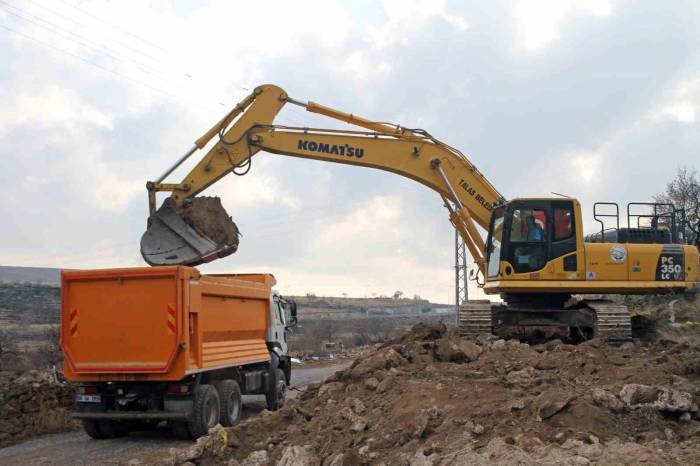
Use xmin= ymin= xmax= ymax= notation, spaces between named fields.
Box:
xmin=61 ymin=267 xmax=275 ymax=382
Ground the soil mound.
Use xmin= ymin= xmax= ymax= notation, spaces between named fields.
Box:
xmin=179 ymin=197 xmax=240 ymax=247
xmin=627 ymin=293 xmax=700 ymax=345
xmin=167 ymin=323 xmax=700 ymax=465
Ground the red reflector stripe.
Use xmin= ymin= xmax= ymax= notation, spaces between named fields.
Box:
xmin=70 ymin=324 xmax=78 ymax=336
xmin=69 ymin=308 xmax=77 ymax=320
xmin=167 ymin=321 xmax=176 ymax=333
xmin=167 ymin=305 xmax=176 ymax=317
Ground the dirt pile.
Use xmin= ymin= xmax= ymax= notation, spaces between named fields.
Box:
xmin=0 ymin=370 xmax=77 ymax=447
xmin=626 ymin=292 xmax=700 ymax=345
xmin=167 ymin=323 xmax=700 ymax=465
xmin=179 ymin=196 xmax=240 ymax=247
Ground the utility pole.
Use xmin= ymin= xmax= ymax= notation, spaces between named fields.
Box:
xmin=454 ymin=229 xmax=468 ymax=323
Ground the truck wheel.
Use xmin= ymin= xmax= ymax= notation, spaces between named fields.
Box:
xmin=265 ymin=368 xmax=287 ymax=411
xmin=188 ymin=384 xmax=220 ymax=438
xmin=215 ymin=379 xmax=243 ymax=427
xmin=82 ymin=419 xmax=105 ymax=439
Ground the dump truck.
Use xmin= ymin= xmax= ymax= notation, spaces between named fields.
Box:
xmin=60 ymin=266 xmax=297 ymax=439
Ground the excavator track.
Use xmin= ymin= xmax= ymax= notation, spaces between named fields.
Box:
xmin=458 ymin=300 xmax=493 ymax=338
xmin=458 ymin=299 xmax=632 ymax=345
xmin=585 ymin=301 xmax=632 ymax=344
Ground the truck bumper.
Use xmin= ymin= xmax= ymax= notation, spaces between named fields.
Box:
xmin=71 ymin=411 xmax=188 ymax=421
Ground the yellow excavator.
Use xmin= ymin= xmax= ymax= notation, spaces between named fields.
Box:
xmin=141 ymin=84 xmax=699 ymax=343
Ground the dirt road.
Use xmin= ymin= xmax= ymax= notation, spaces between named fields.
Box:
xmin=0 ymin=361 xmax=350 ymax=465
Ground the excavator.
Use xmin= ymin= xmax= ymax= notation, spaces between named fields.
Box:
xmin=141 ymin=84 xmax=699 ymax=344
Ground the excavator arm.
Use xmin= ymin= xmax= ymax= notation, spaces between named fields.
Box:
xmin=142 ymin=84 xmax=505 ymax=271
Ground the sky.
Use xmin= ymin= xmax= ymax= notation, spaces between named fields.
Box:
xmin=0 ymin=0 xmax=698 ymax=303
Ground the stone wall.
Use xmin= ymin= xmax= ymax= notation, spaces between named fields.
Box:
xmin=0 ymin=370 xmax=76 ymax=447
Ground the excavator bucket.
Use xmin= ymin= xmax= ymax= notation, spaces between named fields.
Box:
xmin=140 ymin=197 xmax=240 ymax=266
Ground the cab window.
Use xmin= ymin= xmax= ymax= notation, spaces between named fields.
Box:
xmin=511 ymin=208 xmax=547 ymax=242
xmin=487 ymin=208 xmax=505 ymax=277
xmin=509 ymin=207 xmax=548 ymax=273
xmin=554 ymin=206 xmax=573 ymax=240
xmin=275 ymin=300 xmax=285 ymax=325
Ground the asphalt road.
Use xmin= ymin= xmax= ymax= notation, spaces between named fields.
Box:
xmin=0 ymin=361 xmax=350 ymax=465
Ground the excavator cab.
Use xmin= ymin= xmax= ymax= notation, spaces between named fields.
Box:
xmin=485 ymin=199 xmax=581 ymax=282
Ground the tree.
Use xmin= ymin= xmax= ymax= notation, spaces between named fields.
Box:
xmin=373 ymin=317 xmax=395 ymax=341
xmin=308 ymin=319 xmax=338 ymax=350
xmin=392 ymin=290 xmax=404 ymax=300
xmin=654 ymin=167 xmax=700 ymax=247
xmin=34 ymin=325 xmax=62 ymax=369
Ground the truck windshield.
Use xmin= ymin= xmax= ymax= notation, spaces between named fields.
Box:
xmin=487 ymin=207 xmax=505 ymax=277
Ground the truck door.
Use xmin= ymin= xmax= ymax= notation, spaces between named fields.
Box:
xmin=269 ymin=294 xmax=288 ymax=353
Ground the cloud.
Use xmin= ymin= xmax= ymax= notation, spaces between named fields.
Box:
xmin=368 ymin=0 xmax=468 ymax=49
xmin=569 ymin=150 xmax=603 ymax=185
xmin=512 ymin=0 xmax=613 ymax=52
xmin=342 ymin=51 xmax=392 ymax=80
xmin=316 ymin=195 xmax=401 ymax=245
xmin=210 ymin=170 xmax=302 ymax=211
xmin=648 ymin=75 xmax=700 ymax=124
xmin=659 ymin=102 xmax=696 ymax=124
xmin=0 ymin=85 xmax=112 ymax=131
xmin=1 ymin=0 xmax=699 ymax=303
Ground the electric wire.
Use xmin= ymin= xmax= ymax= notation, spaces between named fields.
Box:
xmin=1 ymin=1 xmax=251 ymax=111
xmin=55 ymin=0 xmax=169 ymax=53
xmin=0 ymin=1 xmax=166 ymax=78
xmin=31 ymin=0 xmax=169 ymax=66
xmin=0 ymin=22 xmax=220 ymax=113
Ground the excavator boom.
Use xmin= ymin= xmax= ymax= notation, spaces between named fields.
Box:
xmin=141 ymin=84 xmax=504 ymax=267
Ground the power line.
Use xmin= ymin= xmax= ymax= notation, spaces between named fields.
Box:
xmin=44 ymin=0 xmax=248 ymax=104
xmin=0 ymin=21 xmax=218 ymax=113
xmin=56 ymin=0 xmax=169 ymax=53
xmin=1 ymin=1 xmax=250 ymax=112
xmin=31 ymin=0 xmax=168 ymax=66
xmin=0 ymin=1 xmax=167 ymax=79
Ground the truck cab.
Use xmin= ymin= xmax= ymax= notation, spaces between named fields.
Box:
xmin=268 ymin=291 xmax=297 ymax=356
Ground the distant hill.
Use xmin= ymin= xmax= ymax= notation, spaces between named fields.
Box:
xmin=0 ymin=266 xmax=61 ymax=285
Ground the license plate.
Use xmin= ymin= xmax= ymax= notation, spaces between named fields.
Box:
xmin=76 ymin=394 xmax=101 ymax=403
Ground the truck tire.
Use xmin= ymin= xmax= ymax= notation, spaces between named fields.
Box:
xmin=265 ymin=368 xmax=287 ymax=411
xmin=187 ymin=384 xmax=220 ymax=439
xmin=215 ymin=379 xmax=243 ymax=427
xmin=82 ymin=419 xmax=105 ymax=439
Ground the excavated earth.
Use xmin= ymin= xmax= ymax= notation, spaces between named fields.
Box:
xmin=179 ymin=197 xmax=240 ymax=247
xmin=166 ymin=322 xmax=700 ymax=466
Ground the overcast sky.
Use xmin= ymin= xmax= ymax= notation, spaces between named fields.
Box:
xmin=1 ymin=0 xmax=698 ymax=302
